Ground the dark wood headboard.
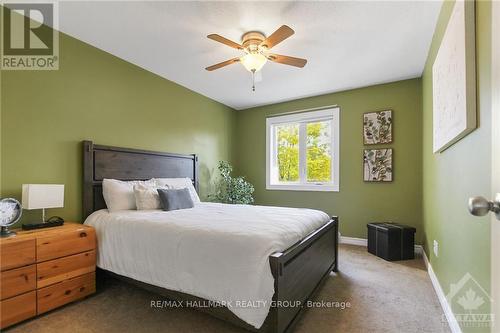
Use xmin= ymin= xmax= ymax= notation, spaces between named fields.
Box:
xmin=82 ymin=141 xmax=199 ymax=219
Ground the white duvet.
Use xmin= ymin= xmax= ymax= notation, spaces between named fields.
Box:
xmin=84 ymin=202 xmax=330 ymax=328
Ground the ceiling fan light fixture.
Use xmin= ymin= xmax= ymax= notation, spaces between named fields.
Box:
xmin=206 ymin=26 xmax=306 ymax=91
xmin=240 ymin=53 xmax=267 ymax=72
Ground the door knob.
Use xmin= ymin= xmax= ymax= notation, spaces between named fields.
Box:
xmin=468 ymin=194 xmax=500 ymax=220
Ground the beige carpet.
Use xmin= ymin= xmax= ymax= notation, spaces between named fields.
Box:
xmin=7 ymin=245 xmax=450 ymax=333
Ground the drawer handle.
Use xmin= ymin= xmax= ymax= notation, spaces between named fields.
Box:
xmin=79 ymin=287 xmax=85 ymax=292
xmin=79 ymin=232 xmax=87 ymax=238
xmin=65 ymin=290 xmax=71 ymax=295
xmin=22 ymin=274 xmax=28 ymax=282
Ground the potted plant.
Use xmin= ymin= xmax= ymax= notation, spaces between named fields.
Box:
xmin=211 ymin=161 xmax=254 ymax=204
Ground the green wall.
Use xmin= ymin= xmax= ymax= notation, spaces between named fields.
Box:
xmin=0 ymin=31 xmax=236 ymax=226
xmin=234 ymin=79 xmax=423 ymax=241
xmin=422 ymin=0 xmax=492 ymax=328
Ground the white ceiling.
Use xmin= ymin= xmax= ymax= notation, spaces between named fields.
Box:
xmin=55 ymin=1 xmax=442 ymax=110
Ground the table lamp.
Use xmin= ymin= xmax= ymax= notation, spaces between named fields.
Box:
xmin=21 ymin=184 xmax=65 ymax=230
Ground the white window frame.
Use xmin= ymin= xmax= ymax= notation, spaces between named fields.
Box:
xmin=266 ymin=107 xmax=340 ymax=192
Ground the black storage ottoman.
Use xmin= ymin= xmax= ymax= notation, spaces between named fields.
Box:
xmin=367 ymin=222 xmax=416 ymax=261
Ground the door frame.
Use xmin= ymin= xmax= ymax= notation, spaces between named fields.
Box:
xmin=491 ymin=1 xmax=499 ymax=332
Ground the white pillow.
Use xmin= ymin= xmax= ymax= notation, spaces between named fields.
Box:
xmin=153 ymin=178 xmax=200 ymax=203
xmin=102 ymin=179 xmax=155 ymax=212
xmin=133 ymin=184 xmax=166 ymax=210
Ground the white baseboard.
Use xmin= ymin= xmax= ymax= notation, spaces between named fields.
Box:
xmin=339 ymin=235 xmax=423 ymax=256
xmin=421 ymin=247 xmax=430 ymax=268
xmin=421 ymin=250 xmax=461 ymax=333
xmin=339 ymin=236 xmax=367 ymax=246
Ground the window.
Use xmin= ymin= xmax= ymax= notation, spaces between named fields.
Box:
xmin=266 ymin=108 xmax=340 ymax=191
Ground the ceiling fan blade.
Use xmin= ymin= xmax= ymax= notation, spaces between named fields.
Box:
xmin=207 ymin=34 xmax=243 ymax=50
xmin=205 ymin=58 xmax=240 ymax=71
xmin=267 ymin=54 xmax=307 ymax=68
xmin=260 ymin=25 xmax=294 ymax=49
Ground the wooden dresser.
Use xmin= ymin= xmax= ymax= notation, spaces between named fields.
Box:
xmin=0 ymin=223 xmax=96 ymax=329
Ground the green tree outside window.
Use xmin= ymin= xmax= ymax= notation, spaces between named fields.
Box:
xmin=276 ymin=121 xmax=332 ymax=183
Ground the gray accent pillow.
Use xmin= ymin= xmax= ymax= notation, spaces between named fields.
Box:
xmin=157 ymin=188 xmax=194 ymax=211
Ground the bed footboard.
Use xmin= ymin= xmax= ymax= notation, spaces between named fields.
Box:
xmin=268 ymin=217 xmax=338 ymax=333
xmin=97 ymin=217 xmax=338 ymax=333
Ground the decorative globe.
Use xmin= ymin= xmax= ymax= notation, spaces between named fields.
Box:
xmin=0 ymin=198 xmax=22 ymax=237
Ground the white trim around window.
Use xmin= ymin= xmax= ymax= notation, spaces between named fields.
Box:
xmin=266 ymin=107 xmax=340 ymax=192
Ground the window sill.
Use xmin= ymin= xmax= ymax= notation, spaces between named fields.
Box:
xmin=266 ymin=184 xmax=339 ymax=192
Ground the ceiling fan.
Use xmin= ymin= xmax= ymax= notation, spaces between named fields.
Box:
xmin=205 ymin=25 xmax=307 ymax=91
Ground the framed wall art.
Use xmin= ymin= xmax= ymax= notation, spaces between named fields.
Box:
xmin=432 ymin=0 xmax=476 ymax=153
xmin=363 ymin=110 xmax=392 ymax=145
xmin=363 ymin=149 xmax=393 ymax=182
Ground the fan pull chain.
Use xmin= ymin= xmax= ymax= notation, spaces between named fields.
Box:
xmin=251 ymin=69 xmax=256 ymax=92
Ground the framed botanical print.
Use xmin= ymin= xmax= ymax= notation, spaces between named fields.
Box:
xmin=363 ymin=110 xmax=392 ymax=144
xmin=363 ymin=149 xmax=393 ymax=182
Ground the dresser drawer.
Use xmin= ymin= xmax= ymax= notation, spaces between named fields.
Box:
xmin=37 ymin=227 xmax=95 ymax=262
xmin=0 ymin=265 xmax=36 ymax=300
xmin=37 ymin=272 xmax=95 ymax=314
xmin=0 ymin=291 xmax=37 ymax=329
xmin=37 ymin=250 xmax=96 ymax=288
xmin=1 ymin=238 xmax=36 ymax=271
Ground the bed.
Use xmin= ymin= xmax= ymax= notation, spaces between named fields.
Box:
xmin=82 ymin=140 xmax=338 ymax=333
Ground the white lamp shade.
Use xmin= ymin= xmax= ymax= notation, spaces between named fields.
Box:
xmin=22 ymin=184 xmax=64 ymax=210
xmin=240 ymin=53 xmax=267 ymax=72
